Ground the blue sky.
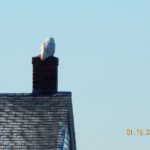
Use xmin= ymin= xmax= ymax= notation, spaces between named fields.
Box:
xmin=0 ymin=0 xmax=150 ymax=149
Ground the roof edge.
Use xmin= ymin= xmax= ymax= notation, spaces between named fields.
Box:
xmin=0 ymin=91 xmax=71 ymax=97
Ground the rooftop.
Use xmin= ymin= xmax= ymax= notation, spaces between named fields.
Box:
xmin=0 ymin=92 xmax=76 ymax=150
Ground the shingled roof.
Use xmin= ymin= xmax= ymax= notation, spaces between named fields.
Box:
xmin=0 ymin=92 xmax=76 ymax=150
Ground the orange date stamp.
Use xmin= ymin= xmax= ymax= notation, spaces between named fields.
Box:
xmin=127 ymin=128 xmax=150 ymax=136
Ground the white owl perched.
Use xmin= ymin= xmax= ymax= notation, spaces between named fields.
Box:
xmin=40 ymin=37 xmax=55 ymax=60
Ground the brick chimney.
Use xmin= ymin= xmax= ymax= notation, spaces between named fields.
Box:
xmin=32 ymin=56 xmax=58 ymax=94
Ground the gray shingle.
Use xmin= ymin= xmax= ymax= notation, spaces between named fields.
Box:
xmin=0 ymin=92 xmax=76 ymax=150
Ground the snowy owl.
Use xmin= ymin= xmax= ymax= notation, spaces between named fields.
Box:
xmin=40 ymin=37 xmax=55 ymax=60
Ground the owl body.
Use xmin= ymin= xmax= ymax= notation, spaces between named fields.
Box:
xmin=40 ymin=37 xmax=55 ymax=60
